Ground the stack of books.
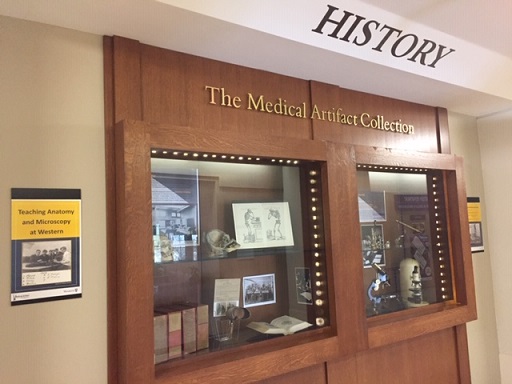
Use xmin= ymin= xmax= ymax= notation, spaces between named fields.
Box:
xmin=154 ymin=303 xmax=209 ymax=364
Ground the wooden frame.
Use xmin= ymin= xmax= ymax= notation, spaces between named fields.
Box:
xmin=113 ymin=120 xmax=367 ymax=384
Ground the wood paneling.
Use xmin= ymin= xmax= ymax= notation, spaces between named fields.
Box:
xmin=140 ymin=44 xmax=312 ymax=139
xmin=328 ymin=327 xmax=461 ymax=384
xmin=310 ymin=81 xmax=440 ymax=153
xmin=262 ymin=363 xmax=327 ymax=384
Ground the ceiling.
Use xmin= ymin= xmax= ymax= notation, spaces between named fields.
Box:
xmin=2 ymin=0 xmax=512 ymax=118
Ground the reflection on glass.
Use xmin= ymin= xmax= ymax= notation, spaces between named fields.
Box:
xmin=357 ymin=167 xmax=453 ymax=317
xmin=150 ymin=151 xmax=330 ymax=361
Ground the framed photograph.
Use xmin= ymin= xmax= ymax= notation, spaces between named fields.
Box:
xmin=243 ymin=273 xmax=276 ymax=308
xmin=361 ymin=223 xmax=385 ymax=268
xmin=295 ymin=267 xmax=312 ymax=305
xmin=358 ymin=191 xmax=386 ymax=222
xmin=151 ymin=172 xmax=200 ymax=250
xmin=213 ymin=278 xmax=241 ymax=317
xmin=232 ymin=202 xmax=294 ymax=250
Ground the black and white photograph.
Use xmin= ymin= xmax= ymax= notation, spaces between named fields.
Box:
xmin=21 ymin=240 xmax=73 ymax=275
xmin=469 ymin=222 xmax=484 ymax=252
xmin=243 ymin=273 xmax=276 ymax=308
xmin=151 ymin=173 xmax=200 ymax=247
xmin=213 ymin=278 xmax=241 ymax=317
xmin=361 ymin=224 xmax=386 ymax=267
xmin=295 ymin=267 xmax=312 ymax=305
xmin=232 ymin=202 xmax=294 ymax=250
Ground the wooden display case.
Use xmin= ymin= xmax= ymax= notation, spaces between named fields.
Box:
xmin=351 ymin=146 xmax=476 ymax=348
xmin=113 ymin=120 xmax=366 ymax=384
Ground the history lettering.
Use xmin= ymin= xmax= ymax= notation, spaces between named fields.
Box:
xmin=312 ymin=4 xmax=455 ymax=68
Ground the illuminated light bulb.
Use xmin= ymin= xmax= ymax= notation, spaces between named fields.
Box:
xmin=315 ymin=262 xmax=320 ymax=267
xmin=151 ymin=150 xmax=157 ymax=154
xmin=193 ymin=153 xmax=199 ymax=157
xmin=310 ymin=179 xmax=317 ymax=184
xmin=316 ymin=318 xmax=325 ymax=326
xmin=310 ymin=170 xmax=317 ymax=176
xmin=315 ymin=281 xmax=322 ymax=286
xmin=316 ymin=290 xmax=322 ymax=296
xmin=312 ymin=206 xmax=317 ymax=212
xmin=315 ymin=299 xmax=323 ymax=306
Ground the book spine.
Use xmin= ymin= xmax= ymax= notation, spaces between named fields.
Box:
xmin=181 ymin=306 xmax=197 ymax=354
xmin=167 ymin=310 xmax=183 ymax=359
xmin=153 ymin=313 xmax=168 ymax=364
xmin=195 ymin=304 xmax=209 ymax=351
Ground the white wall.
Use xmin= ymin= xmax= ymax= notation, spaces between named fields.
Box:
xmin=449 ymin=112 xmax=502 ymax=383
xmin=476 ymin=109 xmax=512 ymax=384
xmin=0 ymin=16 xmax=107 ymax=384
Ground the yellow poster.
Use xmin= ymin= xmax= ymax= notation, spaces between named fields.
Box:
xmin=11 ymin=188 xmax=82 ymax=305
xmin=12 ymin=200 xmax=81 ymax=240
xmin=467 ymin=197 xmax=484 ymax=253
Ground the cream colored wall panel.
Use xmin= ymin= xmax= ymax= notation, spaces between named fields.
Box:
xmin=0 ymin=16 xmax=107 ymax=384
xmin=449 ymin=112 xmax=501 ymax=384
xmin=477 ymin=109 xmax=512 ymax=384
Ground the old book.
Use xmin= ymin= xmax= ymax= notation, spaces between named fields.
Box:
xmin=180 ymin=305 xmax=197 ymax=354
xmin=246 ymin=315 xmax=312 ymax=335
xmin=195 ymin=304 xmax=209 ymax=351
xmin=153 ymin=313 xmax=168 ymax=364
xmin=167 ymin=309 xmax=183 ymax=359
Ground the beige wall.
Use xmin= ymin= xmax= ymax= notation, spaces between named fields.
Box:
xmin=476 ymin=109 xmax=512 ymax=384
xmin=0 ymin=16 xmax=107 ymax=384
xmin=1 ymin=15 xmax=505 ymax=384
xmin=449 ymin=112 xmax=502 ymax=383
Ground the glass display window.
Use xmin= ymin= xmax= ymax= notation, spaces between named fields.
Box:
xmin=357 ymin=165 xmax=453 ymax=317
xmin=150 ymin=149 xmax=331 ymax=360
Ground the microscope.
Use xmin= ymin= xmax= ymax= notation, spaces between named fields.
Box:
xmin=367 ymin=263 xmax=391 ymax=312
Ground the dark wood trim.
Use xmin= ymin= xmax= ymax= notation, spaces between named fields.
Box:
xmin=455 ymin=324 xmax=472 ymax=384
xmin=436 ymin=107 xmax=451 ymax=154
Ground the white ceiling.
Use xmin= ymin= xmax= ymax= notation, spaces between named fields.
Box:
xmin=2 ymin=0 xmax=512 ymax=118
